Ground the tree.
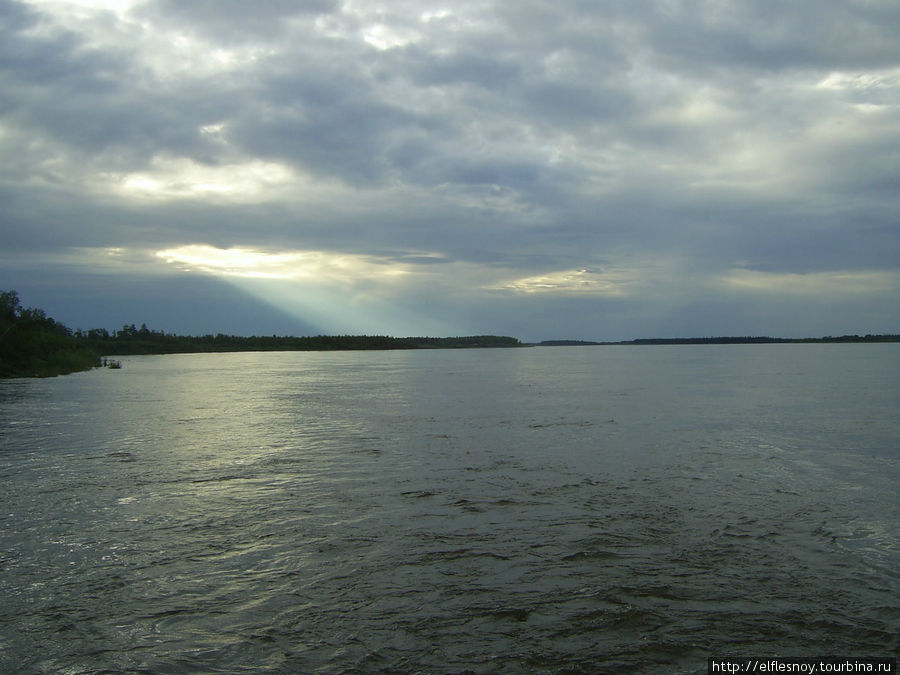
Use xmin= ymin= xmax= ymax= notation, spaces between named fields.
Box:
xmin=0 ymin=290 xmax=20 ymax=322
xmin=0 ymin=289 xmax=100 ymax=377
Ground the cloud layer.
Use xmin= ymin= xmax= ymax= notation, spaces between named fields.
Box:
xmin=1 ymin=0 xmax=898 ymax=339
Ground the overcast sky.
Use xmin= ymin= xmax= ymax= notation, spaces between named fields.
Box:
xmin=1 ymin=0 xmax=898 ymax=341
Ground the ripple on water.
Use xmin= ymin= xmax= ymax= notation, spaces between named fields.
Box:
xmin=1 ymin=347 xmax=898 ymax=672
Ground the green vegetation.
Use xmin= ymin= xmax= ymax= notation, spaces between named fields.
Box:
xmin=75 ymin=326 xmax=522 ymax=355
xmin=0 ymin=289 xmax=522 ymax=378
xmin=4 ymin=288 xmax=896 ymax=379
xmin=0 ymin=290 xmax=101 ymax=378
xmin=539 ymin=336 xmax=900 ymax=346
xmin=588 ymin=335 xmax=900 ymax=345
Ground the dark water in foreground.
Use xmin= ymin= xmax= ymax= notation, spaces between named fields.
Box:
xmin=0 ymin=345 xmax=897 ymax=673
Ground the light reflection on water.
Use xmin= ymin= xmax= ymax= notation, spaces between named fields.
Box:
xmin=0 ymin=345 xmax=898 ymax=673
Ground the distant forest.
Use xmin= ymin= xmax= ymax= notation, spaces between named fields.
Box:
xmin=76 ymin=325 xmax=522 ymax=355
xmin=1 ymin=289 xmax=897 ymax=378
xmin=540 ymin=335 xmax=900 ymax=346
xmin=0 ymin=289 xmax=520 ymax=378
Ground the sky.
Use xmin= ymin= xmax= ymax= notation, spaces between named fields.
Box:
xmin=1 ymin=0 xmax=898 ymax=342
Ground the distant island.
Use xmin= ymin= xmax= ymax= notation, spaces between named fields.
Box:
xmin=538 ymin=335 xmax=900 ymax=346
xmin=1 ymin=289 xmax=897 ymax=379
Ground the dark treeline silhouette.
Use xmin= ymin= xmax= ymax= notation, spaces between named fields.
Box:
xmin=3 ymin=289 xmax=897 ymax=378
xmin=538 ymin=335 xmax=900 ymax=346
xmin=76 ymin=326 xmax=521 ymax=355
xmin=0 ymin=289 xmax=522 ymax=378
xmin=595 ymin=335 xmax=900 ymax=345
xmin=537 ymin=334 xmax=900 ymax=347
xmin=0 ymin=290 xmax=100 ymax=377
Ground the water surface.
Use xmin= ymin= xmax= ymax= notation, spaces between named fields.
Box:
xmin=1 ymin=345 xmax=897 ymax=672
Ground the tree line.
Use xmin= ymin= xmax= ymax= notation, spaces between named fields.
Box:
xmin=595 ymin=335 xmax=900 ymax=345
xmin=75 ymin=326 xmax=522 ymax=354
xmin=0 ymin=289 xmax=521 ymax=378
xmin=3 ymin=288 xmax=896 ymax=378
xmin=0 ymin=290 xmax=101 ymax=378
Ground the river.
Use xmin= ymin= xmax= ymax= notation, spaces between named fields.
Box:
xmin=1 ymin=344 xmax=897 ymax=673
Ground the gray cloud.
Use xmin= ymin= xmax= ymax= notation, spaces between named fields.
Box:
xmin=1 ymin=0 xmax=898 ymax=340
xmin=143 ymin=0 xmax=339 ymax=42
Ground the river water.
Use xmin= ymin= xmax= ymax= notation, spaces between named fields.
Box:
xmin=0 ymin=345 xmax=897 ymax=673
